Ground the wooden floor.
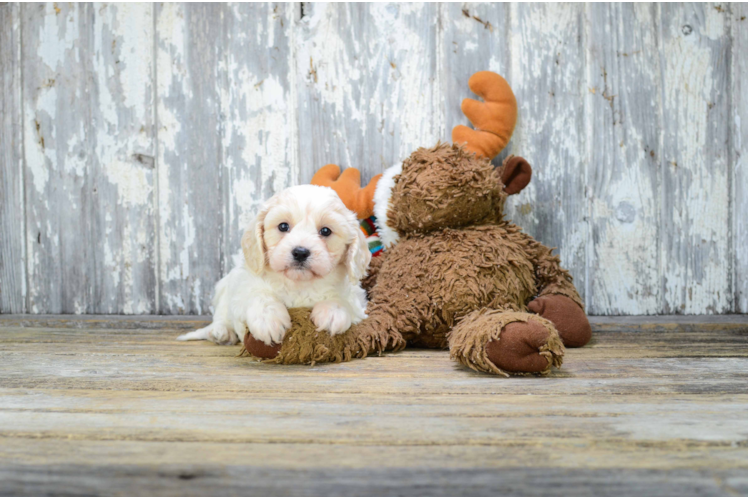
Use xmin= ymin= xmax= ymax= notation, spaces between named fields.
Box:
xmin=1 ymin=315 xmax=747 ymax=496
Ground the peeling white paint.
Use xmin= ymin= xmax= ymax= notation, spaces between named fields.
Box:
xmin=583 ymin=4 xmax=662 ymax=315
xmin=463 ymin=40 xmax=478 ymax=52
xmin=88 ymin=3 xmax=156 ymax=313
xmin=230 ymin=176 xmax=259 ymax=232
xmin=703 ymin=5 xmax=725 ymax=41
xmin=7 ymin=3 xmax=743 ymax=315
xmin=733 ymin=3 xmax=748 ymax=313
xmin=296 ymin=3 xmax=439 ymax=172
xmin=113 ymin=4 xmax=153 ymax=114
xmin=505 ymin=3 xmax=587 ymax=305
xmin=104 ymin=159 xmax=152 ymax=207
xmin=24 ymin=106 xmax=49 ymax=195
xmin=220 ymin=2 xmax=296 ymax=284
xmin=104 ymin=240 xmax=119 ymax=289
xmin=156 ymin=2 xmax=189 ymax=295
xmin=660 ymin=3 xmax=729 ymax=314
xmin=179 ymin=202 xmax=194 ymax=282
xmin=38 ymin=4 xmax=78 ymax=72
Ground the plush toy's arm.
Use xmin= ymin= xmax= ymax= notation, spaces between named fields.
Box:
xmin=527 ymin=239 xmax=584 ymax=309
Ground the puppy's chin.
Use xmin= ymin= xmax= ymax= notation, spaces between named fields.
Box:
xmin=282 ymin=266 xmax=318 ymax=282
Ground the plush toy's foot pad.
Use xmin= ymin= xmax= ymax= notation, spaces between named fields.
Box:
xmin=243 ymin=332 xmax=281 ymax=359
xmin=528 ymin=294 xmax=592 ymax=348
xmin=240 ymin=308 xmax=401 ymax=365
xmin=485 ymin=320 xmax=558 ymax=373
xmin=449 ymin=309 xmax=564 ymax=376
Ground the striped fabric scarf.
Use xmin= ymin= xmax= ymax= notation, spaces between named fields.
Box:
xmin=359 ymin=216 xmax=383 ymax=257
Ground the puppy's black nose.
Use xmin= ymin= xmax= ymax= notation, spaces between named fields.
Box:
xmin=292 ymin=247 xmax=311 ymax=263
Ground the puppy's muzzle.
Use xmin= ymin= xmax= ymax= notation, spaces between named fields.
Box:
xmin=292 ymin=247 xmax=311 ymax=264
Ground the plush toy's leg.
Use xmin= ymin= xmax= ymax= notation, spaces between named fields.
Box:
xmin=242 ymin=308 xmax=403 ymax=365
xmin=449 ymin=309 xmax=564 ymax=376
xmin=528 ymin=294 xmax=592 ymax=348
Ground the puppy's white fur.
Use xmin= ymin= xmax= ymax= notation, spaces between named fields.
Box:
xmin=177 ymin=185 xmax=370 ymax=346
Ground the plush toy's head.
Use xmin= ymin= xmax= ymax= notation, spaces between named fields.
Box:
xmin=374 ymin=144 xmax=532 ymax=244
xmin=311 ymin=71 xmax=529 ymax=247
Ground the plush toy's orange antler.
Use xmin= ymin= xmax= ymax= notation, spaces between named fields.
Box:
xmin=311 ymin=164 xmax=381 ymax=219
xmin=451 ymin=71 xmax=517 ymax=160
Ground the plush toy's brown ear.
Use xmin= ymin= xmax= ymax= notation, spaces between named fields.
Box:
xmin=501 ymin=156 xmax=532 ymax=195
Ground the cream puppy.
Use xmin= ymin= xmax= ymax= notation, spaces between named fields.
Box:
xmin=177 ymin=185 xmax=370 ymax=346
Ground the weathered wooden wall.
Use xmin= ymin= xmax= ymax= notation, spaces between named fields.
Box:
xmin=0 ymin=3 xmax=745 ymax=315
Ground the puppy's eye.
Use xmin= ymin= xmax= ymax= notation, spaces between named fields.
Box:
xmin=319 ymin=227 xmax=332 ymax=237
xmin=278 ymin=223 xmax=290 ymax=232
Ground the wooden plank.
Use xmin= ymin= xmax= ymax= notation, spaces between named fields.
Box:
xmin=220 ymin=3 xmax=296 ymax=271
xmin=506 ymin=4 xmax=588 ymax=307
xmin=2 ymin=313 xmax=747 ymax=332
xmin=0 ymin=314 xmax=213 ymax=330
xmin=3 ymin=348 xmax=748 ymax=396
xmin=734 ymin=3 xmax=748 ymax=313
xmin=1 ymin=389 xmax=747 ymax=445
xmin=1 ymin=461 xmax=744 ymax=496
xmin=4 ymin=4 xmax=747 ymax=317
xmin=442 ymin=3 xmax=511 ymax=165
xmin=0 ymin=3 xmax=25 ymax=313
xmin=3 ymin=334 xmax=747 ymax=360
xmin=658 ymin=3 xmax=731 ymax=314
xmin=155 ymin=3 xmax=224 ymax=314
xmin=1 ymin=316 xmax=747 ymax=495
xmin=588 ymin=313 xmax=748 ymax=331
xmin=2 ymin=437 xmax=747 ymax=474
xmin=585 ymin=4 xmax=662 ymax=315
xmin=20 ymin=4 xmax=155 ymax=314
xmin=3 ymin=388 xmax=746 ymax=417
xmin=3 ymin=400 xmax=744 ymax=447
xmin=4 ymin=3 xmax=747 ymax=316
xmin=89 ymin=3 xmax=156 ymax=313
xmin=2 ymin=339 xmax=748 ymax=365
xmin=2 ymin=327 xmax=748 ymax=359
xmin=22 ymin=3 xmax=95 ymax=313
xmin=294 ymin=3 xmax=440 ymax=182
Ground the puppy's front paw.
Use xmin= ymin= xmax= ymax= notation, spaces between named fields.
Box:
xmin=311 ymin=301 xmax=352 ymax=335
xmin=209 ymin=325 xmax=239 ymax=345
xmin=246 ymin=301 xmax=291 ymax=346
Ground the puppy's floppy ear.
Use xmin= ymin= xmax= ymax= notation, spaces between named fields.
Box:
xmin=346 ymin=225 xmax=371 ymax=284
xmin=242 ymin=204 xmax=271 ymax=275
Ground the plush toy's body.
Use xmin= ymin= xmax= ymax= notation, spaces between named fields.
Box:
xmin=373 ymin=223 xmax=557 ymax=346
xmin=351 ymin=144 xmax=589 ymax=375
xmin=242 ymin=71 xmax=592 ymax=376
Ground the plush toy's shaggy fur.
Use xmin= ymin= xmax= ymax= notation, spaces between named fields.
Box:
xmin=351 ymin=144 xmax=583 ymax=375
xmin=240 ymin=307 xmax=404 ymax=365
xmin=243 ymin=143 xmax=591 ymax=376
